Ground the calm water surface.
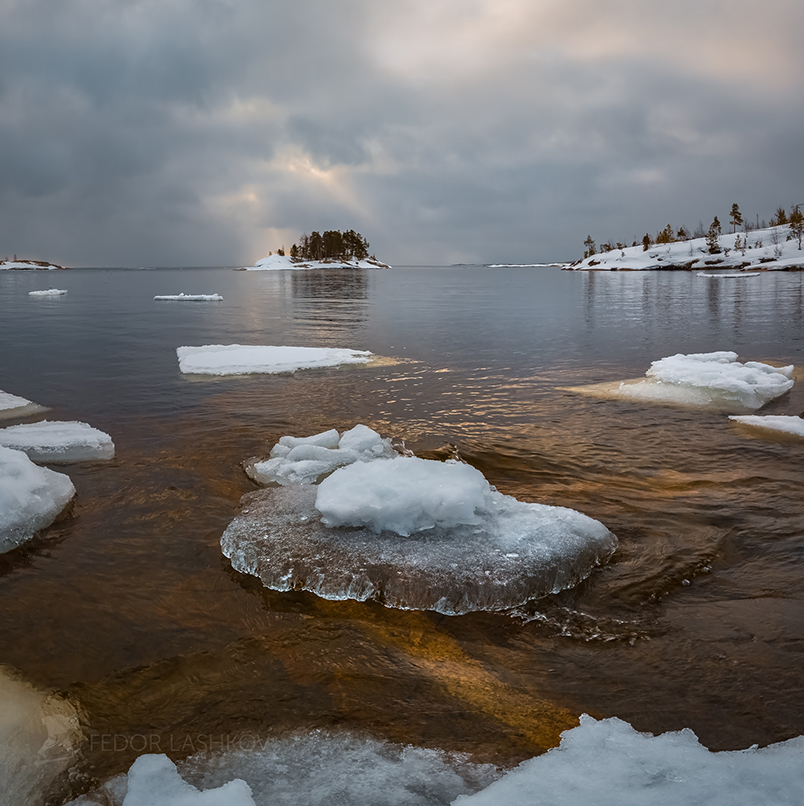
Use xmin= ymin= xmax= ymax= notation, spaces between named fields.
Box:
xmin=1 ymin=266 xmax=803 ymax=795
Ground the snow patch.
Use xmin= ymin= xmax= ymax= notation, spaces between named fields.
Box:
xmin=0 ymin=446 xmax=76 ymax=552
xmin=28 ymin=288 xmax=67 ymax=296
xmin=453 ymin=714 xmax=804 ymax=806
xmin=0 ymin=420 xmax=115 ymax=462
xmin=729 ymin=414 xmax=804 ymax=438
xmin=177 ymin=345 xmax=373 ymax=376
xmin=154 ymin=293 xmax=223 ymax=301
xmin=247 ymin=425 xmax=397 ymax=486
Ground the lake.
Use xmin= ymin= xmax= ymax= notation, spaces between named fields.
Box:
xmin=1 ymin=265 xmax=803 ymax=802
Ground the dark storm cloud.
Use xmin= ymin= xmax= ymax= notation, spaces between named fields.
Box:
xmin=1 ymin=0 xmax=802 ymax=265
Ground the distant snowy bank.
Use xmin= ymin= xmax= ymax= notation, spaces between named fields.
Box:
xmin=569 ymin=223 xmax=804 ymax=271
xmin=245 ymin=254 xmax=390 ymax=271
xmin=0 ymin=259 xmax=68 ymax=271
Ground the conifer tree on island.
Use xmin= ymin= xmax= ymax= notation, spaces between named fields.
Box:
xmin=729 ymin=203 xmax=743 ymax=234
xmin=790 ymin=206 xmax=804 ymax=250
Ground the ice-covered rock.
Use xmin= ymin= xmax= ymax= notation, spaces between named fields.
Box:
xmin=28 ymin=288 xmax=67 ymax=296
xmin=729 ymin=414 xmax=804 ymax=438
xmin=453 ymin=714 xmax=804 ymax=805
xmin=222 ymin=456 xmax=616 ymax=614
xmin=0 ymin=446 xmax=75 ymax=553
xmin=0 ymin=390 xmax=46 ymax=421
xmin=0 ymin=420 xmax=115 ymax=462
xmin=177 ymin=345 xmax=372 ymax=376
xmin=565 ymin=352 xmax=794 ymax=413
xmin=247 ymin=425 xmax=397 ymax=486
xmin=154 ymin=293 xmax=223 ymax=301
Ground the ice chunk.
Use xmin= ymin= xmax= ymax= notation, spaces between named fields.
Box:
xmin=177 ymin=345 xmax=372 ymax=376
xmin=729 ymin=414 xmax=804 ymax=438
xmin=697 ymin=272 xmax=760 ymax=278
xmin=116 ymin=754 xmax=256 ymax=806
xmin=453 ymin=714 xmax=804 ymax=806
xmin=0 ymin=420 xmax=115 ymax=462
xmin=154 ymin=293 xmax=223 ymax=301
xmin=247 ymin=426 xmax=397 ymax=486
xmin=28 ymin=288 xmax=67 ymax=296
xmin=0 ymin=390 xmax=46 ymax=421
xmin=0 ymin=446 xmax=76 ymax=552
xmin=221 ymin=478 xmax=616 ymax=615
xmin=565 ymin=352 xmax=795 ymax=412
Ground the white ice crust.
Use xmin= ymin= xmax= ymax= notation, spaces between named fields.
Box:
xmin=584 ymin=352 xmax=796 ymax=412
xmin=0 ymin=390 xmax=46 ymax=421
xmin=0 ymin=420 xmax=115 ymax=462
xmin=248 ymin=425 xmax=397 ymax=486
xmin=697 ymin=272 xmax=760 ymax=278
xmin=0 ymin=446 xmax=75 ymax=552
xmin=453 ymin=714 xmax=804 ymax=806
xmin=729 ymin=414 xmax=804 ymax=438
xmin=28 ymin=288 xmax=67 ymax=296
xmin=154 ymin=293 xmax=223 ymax=301
xmin=223 ymin=440 xmax=617 ymax=614
xmin=177 ymin=345 xmax=372 ymax=376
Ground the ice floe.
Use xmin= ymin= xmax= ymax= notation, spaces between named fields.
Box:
xmin=0 ymin=420 xmax=115 ymax=462
xmin=223 ymin=448 xmax=617 ymax=614
xmin=0 ymin=446 xmax=75 ymax=552
xmin=154 ymin=293 xmax=223 ymax=301
xmin=67 ymin=731 xmax=498 ymax=806
xmin=729 ymin=414 xmax=804 ymax=438
xmin=453 ymin=714 xmax=804 ymax=806
xmin=177 ymin=344 xmax=372 ymax=376
xmin=697 ymin=272 xmax=760 ymax=278
xmin=565 ymin=352 xmax=794 ymax=413
xmin=28 ymin=288 xmax=67 ymax=296
xmin=0 ymin=390 xmax=46 ymax=421
xmin=247 ymin=425 xmax=397 ymax=486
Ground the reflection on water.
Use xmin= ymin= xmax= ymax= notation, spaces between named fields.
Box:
xmin=0 ymin=266 xmax=803 ymax=801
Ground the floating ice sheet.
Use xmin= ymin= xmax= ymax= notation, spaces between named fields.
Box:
xmin=564 ymin=352 xmax=794 ymax=413
xmin=154 ymin=293 xmax=223 ymax=301
xmin=0 ymin=420 xmax=115 ymax=462
xmin=247 ymin=425 xmax=398 ymax=486
xmin=221 ymin=474 xmax=616 ymax=615
xmin=697 ymin=272 xmax=760 ymax=278
xmin=28 ymin=288 xmax=67 ymax=296
xmin=729 ymin=414 xmax=804 ymax=438
xmin=0 ymin=390 xmax=46 ymax=421
xmin=177 ymin=345 xmax=372 ymax=376
xmin=453 ymin=714 xmax=804 ymax=806
xmin=0 ymin=446 xmax=75 ymax=552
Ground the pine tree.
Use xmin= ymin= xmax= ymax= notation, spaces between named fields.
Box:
xmin=583 ymin=236 xmax=596 ymax=258
xmin=642 ymin=233 xmax=651 ymax=252
xmin=706 ymin=218 xmax=721 ymax=254
xmin=729 ymin=203 xmax=743 ymax=233
xmin=790 ymin=206 xmax=804 ymax=250
xmin=775 ymin=207 xmax=789 ymax=226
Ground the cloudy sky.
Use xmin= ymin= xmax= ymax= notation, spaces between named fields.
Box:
xmin=1 ymin=0 xmax=803 ymax=266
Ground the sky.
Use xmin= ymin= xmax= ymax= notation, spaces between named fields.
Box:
xmin=1 ymin=0 xmax=803 ymax=267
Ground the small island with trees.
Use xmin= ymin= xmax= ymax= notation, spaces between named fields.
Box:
xmin=246 ymin=229 xmax=390 ymax=271
xmin=0 ymin=256 xmax=69 ymax=271
xmin=569 ymin=203 xmax=804 ymax=272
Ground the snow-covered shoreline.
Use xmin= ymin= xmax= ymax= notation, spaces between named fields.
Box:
xmin=0 ymin=259 xmax=69 ymax=271
xmin=568 ymin=224 xmax=804 ymax=271
xmin=243 ymin=254 xmax=390 ymax=271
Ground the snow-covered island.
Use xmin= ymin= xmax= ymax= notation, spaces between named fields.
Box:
xmin=568 ymin=222 xmax=804 ymax=272
xmin=0 ymin=259 xmax=69 ymax=271
xmin=245 ymin=254 xmax=390 ymax=271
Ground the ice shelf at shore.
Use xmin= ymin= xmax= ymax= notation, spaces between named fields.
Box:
xmin=247 ymin=425 xmax=398 ymax=486
xmin=729 ymin=414 xmax=804 ymax=438
xmin=65 ymin=718 xmax=804 ymax=806
xmin=564 ymin=351 xmax=794 ymax=413
xmin=0 ymin=446 xmax=75 ymax=553
xmin=177 ymin=345 xmax=373 ymax=376
xmin=0 ymin=390 xmax=46 ymax=421
xmin=154 ymin=293 xmax=223 ymax=301
xmin=223 ymin=452 xmax=617 ymax=615
xmin=0 ymin=420 xmax=115 ymax=462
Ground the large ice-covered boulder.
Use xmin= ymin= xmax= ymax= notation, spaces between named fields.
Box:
xmin=0 ymin=446 xmax=76 ymax=552
xmin=176 ymin=345 xmax=372 ymax=376
xmin=453 ymin=714 xmax=804 ymax=805
xmin=247 ymin=425 xmax=398 ymax=486
xmin=0 ymin=420 xmax=115 ymax=462
xmin=222 ymin=455 xmax=617 ymax=615
xmin=566 ymin=352 xmax=794 ymax=413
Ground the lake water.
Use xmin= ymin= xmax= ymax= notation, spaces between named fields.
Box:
xmin=1 ymin=265 xmax=803 ymax=802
